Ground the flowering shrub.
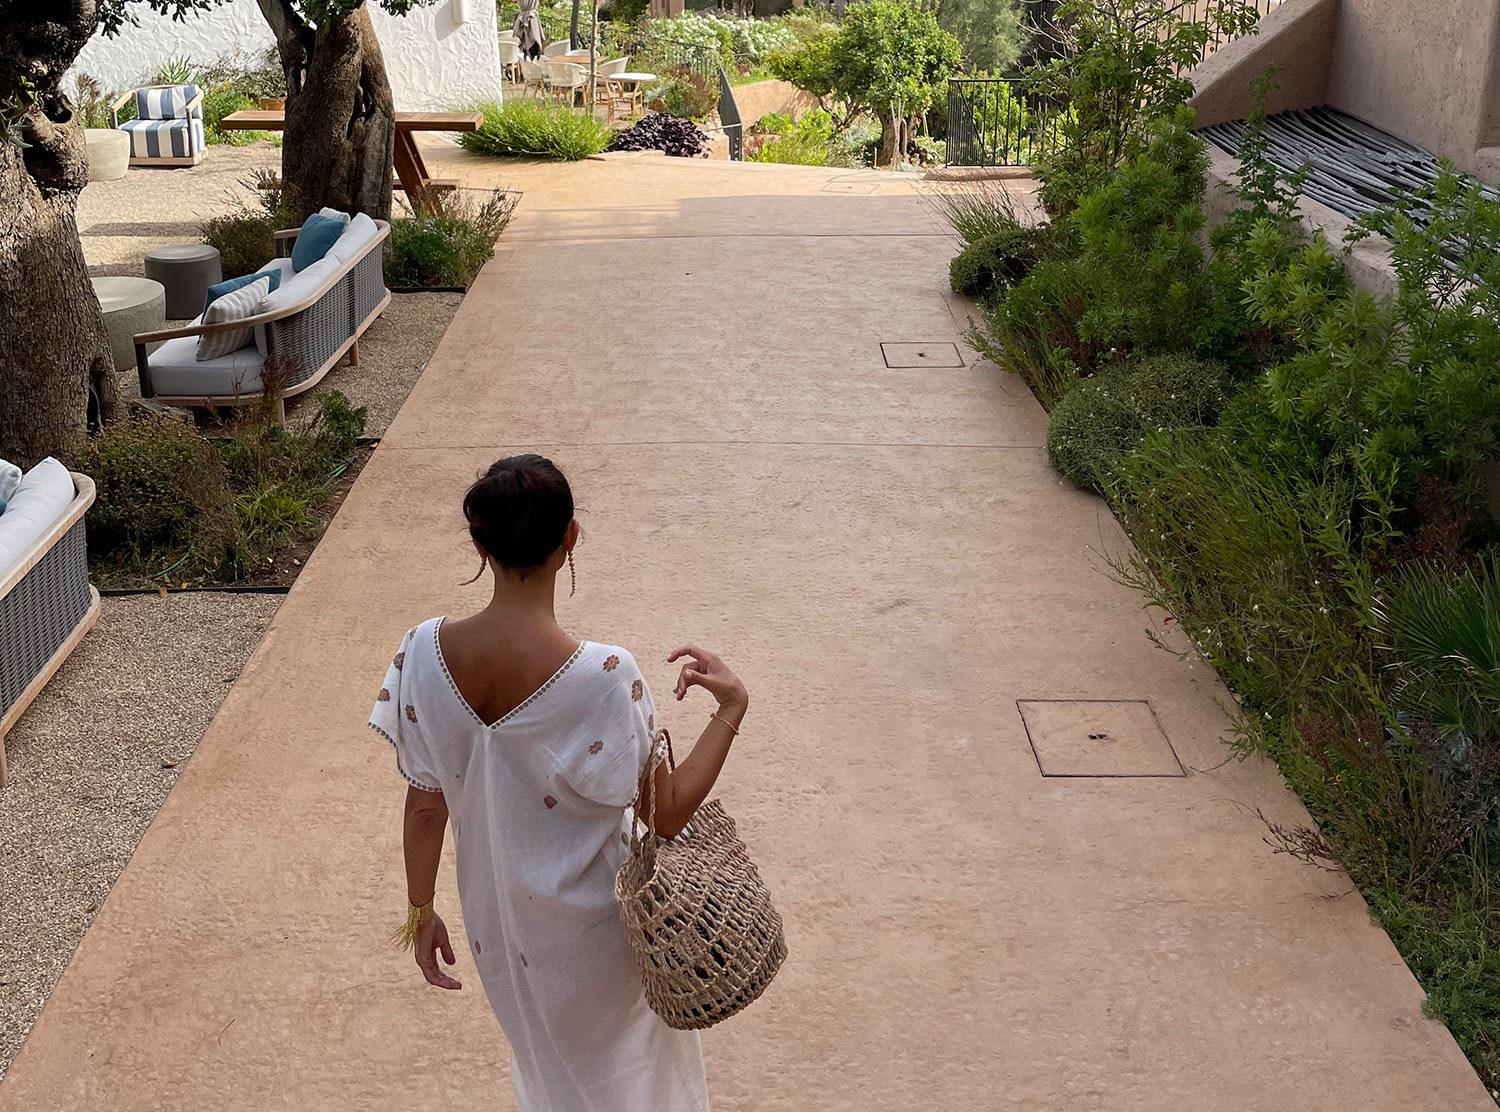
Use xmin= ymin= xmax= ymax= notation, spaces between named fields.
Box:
xmin=652 ymin=12 xmax=797 ymax=63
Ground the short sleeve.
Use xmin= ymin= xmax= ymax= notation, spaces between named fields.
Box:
xmin=560 ymin=650 xmax=657 ymax=808
xmin=368 ymin=628 xmax=443 ymax=792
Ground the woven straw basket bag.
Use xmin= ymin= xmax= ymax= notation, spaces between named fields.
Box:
xmin=614 ymin=729 xmax=788 ymax=1030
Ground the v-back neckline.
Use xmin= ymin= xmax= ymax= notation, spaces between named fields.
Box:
xmin=433 ymin=617 xmax=588 ymax=731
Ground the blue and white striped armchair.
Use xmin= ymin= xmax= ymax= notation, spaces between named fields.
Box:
xmin=111 ymin=84 xmax=206 ymax=167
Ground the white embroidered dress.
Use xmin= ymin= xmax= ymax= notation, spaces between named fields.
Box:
xmin=370 ymin=619 xmax=710 ymax=1112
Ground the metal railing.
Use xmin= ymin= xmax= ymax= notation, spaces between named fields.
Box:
xmin=946 ymin=0 xmax=1290 ymax=166
xmin=718 ymin=67 xmax=743 ymax=160
xmin=946 ymin=79 xmax=1069 ymax=168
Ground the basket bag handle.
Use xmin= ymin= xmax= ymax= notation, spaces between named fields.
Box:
xmin=632 ymin=727 xmax=676 ymax=861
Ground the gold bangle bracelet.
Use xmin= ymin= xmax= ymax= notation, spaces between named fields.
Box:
xmin=391 ymin=897 xmax=434 ymax=951
xmin=710 ymin=712 xmax=740 ymax=736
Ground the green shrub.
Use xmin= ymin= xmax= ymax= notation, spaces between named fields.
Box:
xmin=72 ymin=72 xmax=115 ymax=130
xmin=746 ymin=110 xmax=862 ymax=167
xmin=200 ymin=83 xmax=263 ymax=145
xmin=76 ymin=416 xmax=240 ymax=579
xmin=948 ymin=225 xmax=1042 ymax=297
xmin=971 ymin=110 xmax=1212 ymax=404
xmin=203 ymin=208 xmax=281 ymax=279
xmin=458 ymin=99 xmax=610 ymax=161
xmin=1229 ymin=167 xmax=1500 ymax=542
xmin=1045 ymin=354 xmax=1229 ymax=492
xmin=648 ymin=68 xmax=719 ymax=120
xmin=386 ymin=189 xmax=518 ymax=288
xmin=216 ymin=390 xmax=367 ymax=563
xmin=77 ymin=391 xmax=367 ymax=586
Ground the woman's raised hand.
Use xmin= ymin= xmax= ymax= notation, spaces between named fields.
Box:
xmin=667 ymin=645 xmax=748 ymax=713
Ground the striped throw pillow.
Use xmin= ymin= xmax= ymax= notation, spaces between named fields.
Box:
xmin=196 ymin=276 xmax=271 ymax=362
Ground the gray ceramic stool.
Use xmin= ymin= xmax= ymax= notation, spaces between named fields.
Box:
xmin=91 ymin=276 xmax=166 ymax=372
xmin=144 ymin=243 xmax=223 ymax=320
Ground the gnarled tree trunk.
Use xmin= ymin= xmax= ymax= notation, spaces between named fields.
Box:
xmin=259 ymin=0 xmax=395 ymax=222
xmin=0 ymin=2 xmax=121 ymax=468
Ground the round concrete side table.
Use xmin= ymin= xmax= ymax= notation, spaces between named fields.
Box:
xmin=91 ymin=276 xmax=166 ymax=373
xmin=144 ymin=244 xmax=223 ymax=320
xmin=83 ymin=128 xmax=130 ymax=181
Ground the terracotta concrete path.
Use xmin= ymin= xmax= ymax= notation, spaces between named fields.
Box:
xmin=3 ymin=153 xmax=1493 ymax=1110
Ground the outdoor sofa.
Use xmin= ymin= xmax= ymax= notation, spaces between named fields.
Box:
xmin=0 ymin=462 xmax=100 ymax=786
xmin=133 ymin=213 xmax=392 ymax=421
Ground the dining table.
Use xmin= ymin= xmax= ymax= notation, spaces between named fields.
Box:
xmin=218 ymin=109 xmax=483 ymax=215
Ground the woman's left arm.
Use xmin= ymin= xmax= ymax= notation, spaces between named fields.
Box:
xmin=403 ymin=786 xmax=462 ymax=990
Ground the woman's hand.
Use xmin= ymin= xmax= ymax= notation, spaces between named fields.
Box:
xmin=415 ymin=912 xmax=463 ymax=991
xmin=667 ymin=645 xmax=748 ymax=715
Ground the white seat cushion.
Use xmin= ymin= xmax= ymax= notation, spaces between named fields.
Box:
xmin=0 ymin=458 xmax=76 ymax=581
xmin=148 ymin=320 xmax=266 ymax=397
xmin=326 ymin=213 xmax=380 ymax=267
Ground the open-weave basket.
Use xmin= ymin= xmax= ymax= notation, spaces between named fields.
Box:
xmin=615 ymin=729 xmax=787 ymax=1030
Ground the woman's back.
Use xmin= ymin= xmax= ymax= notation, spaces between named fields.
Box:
xmin=435 ymin=612 xmax=581 ymax=728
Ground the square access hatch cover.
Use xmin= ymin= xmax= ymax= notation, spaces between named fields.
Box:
xmin=880 ymin=342 xmax=965 ymax=368
xmin=1018 ymin=699 xmax=1185 ymax=778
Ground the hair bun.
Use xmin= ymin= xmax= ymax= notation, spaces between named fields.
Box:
xmin=463 ymin=455 xmax=574 ymax=572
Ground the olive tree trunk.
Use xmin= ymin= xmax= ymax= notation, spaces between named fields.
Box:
xmin=259 ymin=0 xmax=395 ymax=222
xmin=0 ymin=3 xmax=121 ymax=468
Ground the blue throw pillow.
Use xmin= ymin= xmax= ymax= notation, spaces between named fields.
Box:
xmin=291 ymin=211 xmax=349 ymax=272
xmin=202 ymin=268 xmax=282 ymax=315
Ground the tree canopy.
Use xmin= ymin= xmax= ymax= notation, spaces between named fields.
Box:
xmin=934 ymin=0 xmax=1026 ymax=75
xmin=770 ymin=0 xmax=961 ymax=127
xmin=95 ymin=0 xmax=426 ymax=38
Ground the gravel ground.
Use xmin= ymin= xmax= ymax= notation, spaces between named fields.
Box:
xmin=286 ymin=292 xmax=463 ymax=435
xmin=78 ymin=142 xmax=281 ymax=278
xmin=0 ymin=592 xmax=281 ymax=1081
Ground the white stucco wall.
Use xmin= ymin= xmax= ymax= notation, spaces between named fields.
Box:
xmin=72 ymin=0 xmax=502 ymax=111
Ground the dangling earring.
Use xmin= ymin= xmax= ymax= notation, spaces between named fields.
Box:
xmin=567 ymin=550 xmax=576 ymax=597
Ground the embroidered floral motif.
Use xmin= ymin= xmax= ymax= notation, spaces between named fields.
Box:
xmin=544 ymin=795 xmax=558 ymax=809
xmin=631 ymin=679 xmax=643 ymax=701
xmin=475 ymin=939 xmax=481 ymax=954
xmin=588 ymin=740 xmax=604 ymax=754
xmin=648 ymin=713 xmax=654 ymax=731
xmin=520 ymin=952 xmax=529 ymax=967
xmin=394 ymin=652 xmax=405 ymax=669
xmin=405 ymin=704 xmax=418 ymax=723
xmin=603 ymin=654 xmax=619 ymax=672
xmin=621 ymin=831 xmax=628 ymax=845
xmin=377 ymin=688 xmax=391 ymax=702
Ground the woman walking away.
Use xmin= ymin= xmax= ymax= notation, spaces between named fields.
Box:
xmin=369 ymin=454 xmax=748 ymax=1112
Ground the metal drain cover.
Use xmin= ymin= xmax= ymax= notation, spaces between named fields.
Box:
xmin=880 ymin=342 xmax=965 ymax=368
xmin=1018 ymin=700 xmax=1185 ymax=778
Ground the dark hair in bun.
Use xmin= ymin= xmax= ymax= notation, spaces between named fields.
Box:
xmin=463 ymin=455 xmax=574 ymax=576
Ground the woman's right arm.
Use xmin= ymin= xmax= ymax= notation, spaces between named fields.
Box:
xmin=643 ymin=645 xmax=748 ymax=840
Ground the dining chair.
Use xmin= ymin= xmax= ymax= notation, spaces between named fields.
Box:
xmin=544 ymin=60 xmax=587 ymax=108
xmin=500 ymin=39 xmax=523 ymax=83
xmin=519 ymin=57 xmax=547 ymax=99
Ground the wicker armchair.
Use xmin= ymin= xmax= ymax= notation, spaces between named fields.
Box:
xmin=132 ymin=219 xmax=391 ymax=422
xmin=0 ymin=473 xmax=100 ymax=786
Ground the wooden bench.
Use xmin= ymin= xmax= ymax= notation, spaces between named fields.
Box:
xmin=218 ymin=111 xmax=483 ymax=215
